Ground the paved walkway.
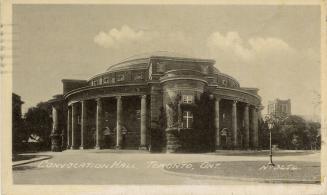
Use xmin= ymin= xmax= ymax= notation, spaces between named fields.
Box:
xmin=12 ymin=150 xmax=321 ymax=185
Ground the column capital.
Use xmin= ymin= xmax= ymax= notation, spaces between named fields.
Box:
xmin=116 ymin=96 xmax=122 ymax=100
xmin=233 ymin=100 xmax=238 ymax=104
xmin=52 ymin=106 xmax=58 ymax=114
xmin=52 ymin=104 xmax=61 ymax=110
xmin=95 ymin=97 xmax=102 ymax=103
xmin=251 ymin=105 xmax=260 ymax=111
xmin=80 ymin=100 xmax=87 ymax=107
xmin=141 ymin=95 xmax=147 ymax=99
xmin=71 ymin=101 xmax=78 ymax=107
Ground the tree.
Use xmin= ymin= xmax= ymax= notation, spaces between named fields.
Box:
xmin=264 ymin=113 xmax=289 ymax=149
xmin=24 ymin=101 xmax=52 ymax=150
xmin=279 ymin=115 xmax=306 ymax=149
xmin=304 ymin=122 xmax=321 ymax=150
xmin=12 ymin=93 xmax=28 ymax=152
xmin=262 ymin=113 xmax=321 ymax=150
xmin=259 ymin=121 xmax=270 ymax=149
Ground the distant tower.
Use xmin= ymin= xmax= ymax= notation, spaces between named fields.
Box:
xmin=267 ymin=99 xmax=291 ymax=117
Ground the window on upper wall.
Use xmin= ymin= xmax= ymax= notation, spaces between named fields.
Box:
xmin=182 ymin=95 xmax=194 ymax=104
xmin=110 ymin=77 xmax=116 ymax=84
xmin=157 ymin=62 xmax=165 ymax=73
xmin=103 ymin=77 xmax=109 ymax=84
xmin=201 ymin=65 xmax=209 ymax=74
xmin=134 ymin=72 xmax=144 ymax=80
xmin=182 ymin=111 xmax=193 ymax=129
xmin=116 ymin=73 xmax=125 ymax=82
xmin=222 ymin=79 xmax=227 ymax=87
xmin=93 ymin=80 xmax=98 ymax=86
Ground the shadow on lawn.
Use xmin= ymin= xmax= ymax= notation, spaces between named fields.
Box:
xmin=13 ymin=165 xmax=39 ymax=171
xmin=12 ymin=154 xmax=38 ymax=162
xmin=12 ymin=154 xmax=53 ymax=171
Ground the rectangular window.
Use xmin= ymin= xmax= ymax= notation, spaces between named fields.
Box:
xmin=157 ymin=62 xmax=165 ymax=73
xmin=182 ymin=111 xmax=193 ymax=129
xmin=134 ymin=72 xmax=144 ymax=80
xmin=182 ymin=95 xmax=194 ymax=104
xmin=117 ymin=73 xmax=125 ymax=82
xmin=110 ymin=77 xmax=116 ymax=83
xmin=103 ymin=77 xmax=109 ymax=84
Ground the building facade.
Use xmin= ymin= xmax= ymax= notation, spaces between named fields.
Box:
xmin=267 ymin=99 xmax=291 ymax=117
xmin=49 ymin=53 xmax=262 ymax=152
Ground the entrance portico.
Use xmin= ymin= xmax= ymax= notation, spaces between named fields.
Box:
xmin=66 ymin=95 xmax=148 ymax=150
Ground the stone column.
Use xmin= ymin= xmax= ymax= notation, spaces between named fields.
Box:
xmin=232 ymin=100 xmax=238 ymax=148
xmin=116 ymin=96 xmax=122 ymax=149
xmin=244 ymin=103 xmax=250 ymax=149
xmin=71 ymin=103 xmax=77 ymax=149
xmin=80 ymin=100 xmax=87 ymax=149
xmin=66 ymin=106 xmax=71 ymax=149
xmin=50 ymin=105 xmax=61 ymax=151
xmin=251 ymin=107 xmax=259 ymax=148
xmin=95 ymin=98 xmax=103 ymax=149
xmin=139 ymin=95 xmax=147 ymax=150
xmin=214 ymin=97 xmax=221 ymax=150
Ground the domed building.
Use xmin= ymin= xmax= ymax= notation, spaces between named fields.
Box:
xmin=48 ymin=52 xmax=262 ymax=153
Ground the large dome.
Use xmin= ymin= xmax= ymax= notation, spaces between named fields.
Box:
xmin=106 ymin=51 xmax=211 ymax=72
xmin=120 ymin=51 xmax=192 ymax=61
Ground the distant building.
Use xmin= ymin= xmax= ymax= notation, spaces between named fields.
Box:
xmin=267 ymin=99 xmax=291 ymax=117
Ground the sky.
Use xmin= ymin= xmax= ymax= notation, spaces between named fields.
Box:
xmin=12 ymin=4 xmax=321 ymax=118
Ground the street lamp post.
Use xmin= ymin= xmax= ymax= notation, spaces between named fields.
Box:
xmin=267 ymin=122 xmax=275 ymax=166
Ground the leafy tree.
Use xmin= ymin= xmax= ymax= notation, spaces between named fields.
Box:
xmin=263 ymin=113 xmax=288 ymax=149
xmin=263 ymin=114 xmax=321 ymax=150
xmin=259 ymin=121 xmax=270 ymax=149
xmin=279 ymin=115 xmax=306 ymax=149
xmin=24 ymin=101 xmax=52 ymax=150
xmin=304 ymin=122 xmax=321 ymax=150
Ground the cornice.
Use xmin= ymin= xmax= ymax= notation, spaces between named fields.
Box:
xmin=64 ymin=83 xmax=148 ymax=99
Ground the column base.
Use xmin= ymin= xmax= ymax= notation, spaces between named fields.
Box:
xmin=232 ymin=146 xmax=241 ymax=150
xmin=50 ymin=133 xmax=62 ymax=152
xmin=51 ymin=145 xmax=62 ymax=152
xmin=70 ymin=146 xmax=77 ymax=150
xmin=115 ymin=145 xmax=122 ymax=150
xmin=94 ymin=146 xmax=101 ymax=150
xmin=215 ymin=145 xmax=222 ymax=151
xmin=139 ymin=145 xmax=147 ymax=150
xmin=79 ymin=146 xmax=84 ymax=150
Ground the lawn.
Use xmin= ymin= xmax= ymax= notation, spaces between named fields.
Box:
xmin=163 ymin=160 xmax=320 ymax=183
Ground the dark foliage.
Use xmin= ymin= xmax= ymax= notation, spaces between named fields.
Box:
xmin=260 ymin=115 xmax=320 ymax=150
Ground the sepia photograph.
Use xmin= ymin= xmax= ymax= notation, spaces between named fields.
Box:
xmin=1 ymin=0 xmax=326 ymax=194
